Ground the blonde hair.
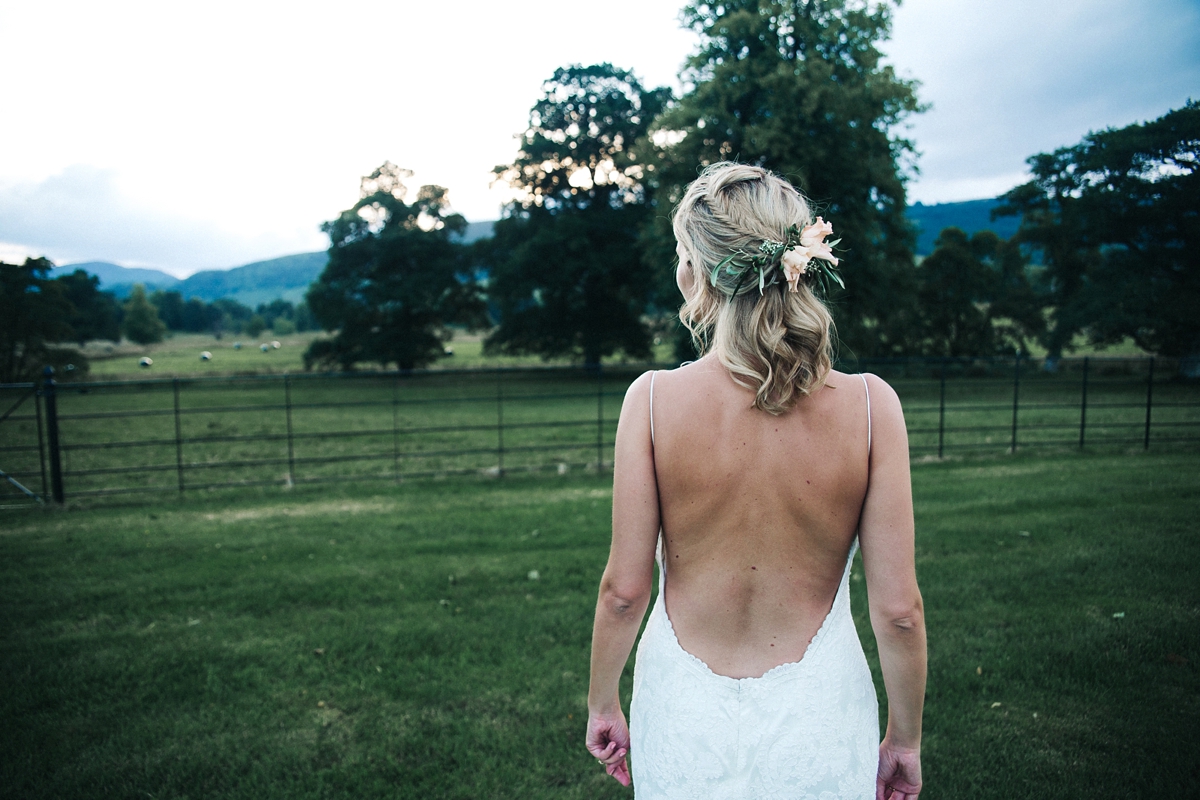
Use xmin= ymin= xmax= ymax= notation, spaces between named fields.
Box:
xmin=673 ymin=162 xmax=835 ymax=414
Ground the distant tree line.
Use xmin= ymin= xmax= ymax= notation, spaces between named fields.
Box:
xmin=147 ymin=290 xmax=317 ymax=339
xmin=303 ymin=0 xmax=1198 ymax=372
xmin=0 ymin=258 xmax=320 ymax=381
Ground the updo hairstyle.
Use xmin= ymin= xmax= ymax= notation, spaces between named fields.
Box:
xmin=673 ymin=162 xmax=835 ymax=415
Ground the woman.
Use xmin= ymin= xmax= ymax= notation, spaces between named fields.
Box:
xmin=585 ymin=162 xmax=926 ymax=799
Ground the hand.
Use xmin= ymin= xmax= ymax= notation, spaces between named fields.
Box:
xmin=877 ymin=740 xmax=921 ymax=800
xmin=586 ymin=709 xmax=631 ymax=787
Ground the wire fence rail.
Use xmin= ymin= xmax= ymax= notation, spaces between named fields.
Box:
xmin=1 ymin=356 xmax=1197 ymax=506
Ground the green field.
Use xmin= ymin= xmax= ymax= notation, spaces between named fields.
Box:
xmin=2 ymin=450 xmax=1198 ymax=798
xmin=79 ymin=332 xmax=680 ymax=380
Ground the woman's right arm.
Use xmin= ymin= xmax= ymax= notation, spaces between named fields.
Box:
xmin=857 ymin=375 xmax=926 ymax=799
xmin=586 ymin=371 xmax=660 ymax=786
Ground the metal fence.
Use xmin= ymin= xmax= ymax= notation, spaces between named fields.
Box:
xmin=853 ymin=356 xmax=1199 ymax=457
xmin=1 ymin=357 xmax=1197 ymax=506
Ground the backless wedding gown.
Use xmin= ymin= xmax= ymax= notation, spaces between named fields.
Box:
xmin=629 ymin=373 xmax=879 ymax=799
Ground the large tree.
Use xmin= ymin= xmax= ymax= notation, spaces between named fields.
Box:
xmin=649 ymin=0 xmax=923 ymax=357
xmin=305 ymin=163 xmax=484 ymax=371
xmin=485 ymin=64 xmax=672 ymax=366
xmin=995 ymin=101 xmax=1200 ymax=358
xmin=0 ymin=258 xmax=80 ymax=382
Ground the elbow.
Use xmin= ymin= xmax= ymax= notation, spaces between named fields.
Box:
xmin=873 ymin=595 xmax=925 ymax=637
xmin=599 ymin=576 xmax=651 ymax=618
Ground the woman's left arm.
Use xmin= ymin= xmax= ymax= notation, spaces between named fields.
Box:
xmin=586 ymin=371 xmax=661 ymax=786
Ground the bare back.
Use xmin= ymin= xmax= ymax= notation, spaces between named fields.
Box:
xmin=650 ymin=356 xmax=871 ymax=679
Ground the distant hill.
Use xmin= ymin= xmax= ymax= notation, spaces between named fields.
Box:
xmin=907 ymin=199 xmax=1020 ymax=256
xmin=52 ymin=261 xmax=180 ymax=292
xmin=178 ymin=252 xmax=327 ymax=307
xmin=56 ymin=252 xmax=328 ymax=307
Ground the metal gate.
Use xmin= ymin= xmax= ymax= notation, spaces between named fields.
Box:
xmin=0 ymin=375 xmax=49 ymax=507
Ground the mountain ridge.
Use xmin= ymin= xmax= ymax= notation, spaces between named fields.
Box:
xmin=908 ymin=198 xmax=1020 ymax=255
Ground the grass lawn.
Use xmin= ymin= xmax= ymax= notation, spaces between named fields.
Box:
xmin=2 ymin=450 xmax=1199 ymax=798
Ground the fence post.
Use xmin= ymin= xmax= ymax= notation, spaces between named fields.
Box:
xmin=173 ymin=378 xmax=185 ymax=493
xmin=284 ymin=374 xmax=296 ymax=485
xmin=1079 ymin=356 xmax=1089 ymax=449
xmin=938 ymin=359 xmax=947 ymax=459
xmin=1010 ymin=355 xmax=1021 ymax=453
xmin=596 ymin=365 xmax=604 ymax=471
xmin=1144 ymin=356 xmax=1155 ymax=450
xmin=34 ymin=383 xmax=48 ymax=501
xmin=41 ymin=367 xmax=65 ymax=504
xmin=496 ymin=370 xmax=504 ymax=477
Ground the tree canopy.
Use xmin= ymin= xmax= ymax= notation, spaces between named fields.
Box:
xmin=485 ymin=64 xmax=671 ymax=366
xmin=995 ymin=101 xmax=1200 ymax=358
xmin=305 ymin=163 xmax=485 ymax=371
xmin=648 ymin=0 xmax=924 ymax=356
xmin=0 ymin=258 xmax=84 ymax=381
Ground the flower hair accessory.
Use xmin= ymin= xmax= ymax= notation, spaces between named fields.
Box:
xmin=709 ymin=217 xmax=843 ymax=297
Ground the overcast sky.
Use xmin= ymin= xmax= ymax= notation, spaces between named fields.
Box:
xmin=1 ymin=0 xmax=1197 ymax=277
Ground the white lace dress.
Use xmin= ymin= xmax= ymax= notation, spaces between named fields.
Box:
xmin=629 ymin=371 xmax=880 ymax=798
xmin=629 ymin=539 xmax=879 ymax=799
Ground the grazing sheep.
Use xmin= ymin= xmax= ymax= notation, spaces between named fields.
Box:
xmin=260 ymin=344 xmax=270 ymax=352
xmin=139 ymin=357 xmax=153 ymax=368
xmin=271 ymin=341 xmax=281 ymax=349
xmin=200 ymin=351 xmax=212 ymax=361
xmin=233 ymin=342 xmax=242 ymax=350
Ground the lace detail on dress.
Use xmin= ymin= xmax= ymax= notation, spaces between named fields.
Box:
xmin=631 ymin=540 xmax=879 ymax=799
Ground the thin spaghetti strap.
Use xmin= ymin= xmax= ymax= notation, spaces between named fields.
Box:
xmin=649 ymin=371 xmax=657 ymax=446
xmin=648 ymin=370 xmax=664 ymax=576
xmin=860 ymin=373 xmax=872 ymax=458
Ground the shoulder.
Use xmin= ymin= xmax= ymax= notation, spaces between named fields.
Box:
xmin=859 ymin=372 xmax=902 ymax=410
xmin=619 ymin=370 xmax=657 ymax=421
xmin=625 ymin=357 xmax=714 ymax=397
xmin=858 ymin=372 xmax=908 ymax=443
xmin=623 ymin=370 xmax=656 ymax=401
xmin=825 ymin=370 xmax=904 ymax=425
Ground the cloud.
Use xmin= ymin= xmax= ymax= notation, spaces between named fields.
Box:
xmin=0 ymin=165 xmax=325 ymax=276
xmin=887 ymin=0 xmax=1200 ymax=203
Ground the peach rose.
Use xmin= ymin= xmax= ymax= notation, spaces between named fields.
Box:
xmin=780 ymin=249 xmax=811 ymax=292
xmin=779 ymin=217 xmax=839 ymax=291
xmin=799 ymin=217 xmax=839 ymax=266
